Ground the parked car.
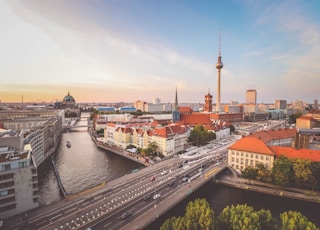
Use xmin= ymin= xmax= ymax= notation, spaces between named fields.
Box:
xmin=153 ymin=193 xmax=161 ymax=200
xmin=168 ymin=180 xmax=175 ymax=186
xmin=150 ymin=175 xmax=156 ymax=182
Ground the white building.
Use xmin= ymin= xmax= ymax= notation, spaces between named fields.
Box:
xmin=0 ymin=130 xmax=39 ymax=218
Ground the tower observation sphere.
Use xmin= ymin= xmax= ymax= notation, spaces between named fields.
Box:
xmin=216 ymin=56 xmax=223 ymax=69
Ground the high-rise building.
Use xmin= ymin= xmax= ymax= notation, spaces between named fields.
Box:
xmin=314 ymin=99 xmax=318 ymax=110
xmin=246 ymin=89 xmax=257 ymax=104
xmin=275 ymin=100 xmax=287 ymax=110
xmin=215 ymin=34 xmax=223 ymax=112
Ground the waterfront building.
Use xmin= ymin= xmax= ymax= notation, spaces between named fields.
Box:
xmin=246 ymin=89 xmax=257 ymax=105
xmin=0 ymin=129 xmax=39 ymax=218
xmin=228 ymin=136 xmax=275 ymax=170
xmin=227 ymin=127 xmax=320 ymax=171
xmin=24 ymin=118 xmax=62 ymax=167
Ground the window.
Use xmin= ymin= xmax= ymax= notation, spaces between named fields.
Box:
xmin=231 ymin=157 xmax=234 ymax=162
xmin=2 ymin=164 xmax=10 ymax=171
xmin=260 ymin=156 xmax=264 ymax=160
xmin=245 ymin=159 xmax=248 ymax=165
xmin=255 ymin=155 xmax=259 ymax=159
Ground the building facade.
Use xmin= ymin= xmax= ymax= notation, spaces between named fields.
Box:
xmin=246 ymin=89 xmax=257 ymax=104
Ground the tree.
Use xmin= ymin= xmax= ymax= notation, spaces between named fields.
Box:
xmin=216 ymin=204 xmax=260 ymax=230
xmin=256 ymin=209 xmax=278 ymax=230
xmin=280 ymin=210 xmax=318 ymax=230
xmin=160 ymin=216 xmax=185 ymax=230
xmin=184 ymin=198 xmax=215 ymax=230
xmin=310 ymin=162 xmax=320 ymax=190
xmin=160 ymin=198 xmax=214 ymax=230
xmin=272 ymin=156 xmax=294 ymax=187
xmin=188 ymin=125 xmax=216 ymax=146
xmin=256 ymin=163 xmax=272 ymax=183
xmin=292 ymin=158 xmax=312 ymax=187
xmin=216 ymin=204 xmax=277 ymax=230
xmin=241 ymin=166 xmax=258 ymax=180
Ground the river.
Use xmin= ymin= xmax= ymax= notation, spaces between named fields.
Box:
xmin=37 ymin=114 xmax=320 ymax=228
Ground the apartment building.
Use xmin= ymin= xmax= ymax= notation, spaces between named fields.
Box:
xmin=0 ymin=130 xmax=39 ymax=218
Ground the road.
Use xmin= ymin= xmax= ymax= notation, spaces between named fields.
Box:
xmin=6 ymin=136 xmax=238 ymax=230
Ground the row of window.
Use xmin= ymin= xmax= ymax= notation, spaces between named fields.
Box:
xmin=0 ymin=181 xmax=14 ymax=189
xmin=0 ymin=173 xmax=14 ymax=181
xmin=0 ymin=203 xmax=16 ymax=213
xmin=230 ymin=158 xmax=269 ymax=169
xmin=0 ymin=196 xmax=15 ymax=205
xmin=231 ymin=151 xmax=270 ymax=161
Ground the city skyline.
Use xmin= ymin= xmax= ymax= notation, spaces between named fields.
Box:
xmin=1 ymin=0 xmax=320 ymax=104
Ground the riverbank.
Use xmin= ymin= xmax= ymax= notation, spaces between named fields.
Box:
xmin=214 ymin=171 xmax=320 ymax=204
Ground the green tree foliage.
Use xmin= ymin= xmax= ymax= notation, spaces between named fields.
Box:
xmin=184 ymin=198 xmax=215 ymax=230
xmin=161 ymin=216 xmax=185 ymax=230
xmin=292 ymin=158 xmax=312 ymax=187
xmin=256 ymin=163 xmax=272 ymax=183
xmin=241 ymin=166 xmax=258 ymax=180
xmin=280 ymin=210 xmax=319 ymax=230
xmin=160 ymin=198 xmax=214 ymax=230
xmin=272 ymin=156 xmax=294 ymax=187
xmin=216 ymin=204 xmax=261 ymax=230
xmin=256 ymin=209 xmax=278 ymax=230
xmin=161 ymin=200 xmax=318 ymax=230
xmin=188 ymin=125 xmax=216 ymax=146
xmin=288 ymin=112 xmax=302 ymax=124
xmin=310 ymin=162 xmax=320 ymax=190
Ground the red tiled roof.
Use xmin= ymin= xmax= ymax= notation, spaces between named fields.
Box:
xmin=179 ymin=107 xmax=193 ymax=114
xmin=229 ymin=136 xmax=274 ymax=155
xmin=180 ymin=113 xmax=212 ymax=126
xmin=270 ymin=146 xmax=320 ymax=162
xmin=249 ymin=128 xmax=297 ymax=143
xmin=153 ymin=124 xmax=187 ymax=138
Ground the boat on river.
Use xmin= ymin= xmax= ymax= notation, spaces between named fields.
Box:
xmin=66 ymin=141 xmax=71 ymax=148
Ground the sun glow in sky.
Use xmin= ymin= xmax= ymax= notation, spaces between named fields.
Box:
xmin=1 ymin=0 xmax=320 ymax=104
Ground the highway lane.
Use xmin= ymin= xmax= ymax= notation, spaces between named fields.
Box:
xmin=9 ymin=136 xmax=237 ymax=230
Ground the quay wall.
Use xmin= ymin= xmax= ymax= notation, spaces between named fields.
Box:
xmin=213 ymin=177 xmax=320 ymax=204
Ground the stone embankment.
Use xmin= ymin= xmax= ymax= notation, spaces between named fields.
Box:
xmin=214 ymin=175 xmax=320 ymax=204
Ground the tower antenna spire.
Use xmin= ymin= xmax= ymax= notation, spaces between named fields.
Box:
xmin=218 ymin=32 xmax=222 ymax=56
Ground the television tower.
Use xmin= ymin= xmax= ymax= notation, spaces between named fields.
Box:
xmin=215 ymin=33 xmax=223 ymax=112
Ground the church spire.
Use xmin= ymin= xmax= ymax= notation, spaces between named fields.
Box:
xmin=175 ymin=86 xmax=178 ymax=110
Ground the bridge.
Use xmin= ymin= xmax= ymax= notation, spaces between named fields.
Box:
xmin=6 ymin=136 xmax=237 ymax=230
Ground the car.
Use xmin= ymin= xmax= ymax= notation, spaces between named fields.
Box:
xmin=153 ymin=193 xmax=161 ymax=200
xmin=168 ymin=180 xmax=175 ymax=186
xmin=150 ymin=175 xmax=156 ymax=182
xmin=143 ymin=194 xmax=152 ymax=201
xmin=178 ymin=164 xmax=183 ymax=168
xmin=199 ymin=167 xmax=204 ymax=172
xmin=121 ymin=211 xmax=132 ymax=220
xmin=182 ymin=177 xmax=189 ymax=182
xmin=160 ymin=170 xmax=168 ymax=176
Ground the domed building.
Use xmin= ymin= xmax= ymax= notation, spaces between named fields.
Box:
xmin=55 ymin=91 xmax=80 ymax=117
xmin=62 ymin=91 xmax=76 ymax=108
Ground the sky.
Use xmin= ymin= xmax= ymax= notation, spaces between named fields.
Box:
xmin=1 ymin=0 xmax=320 ymax=104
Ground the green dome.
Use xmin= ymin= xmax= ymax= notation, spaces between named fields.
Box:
xmin=63 ymin=91 xmax=75 ymax=102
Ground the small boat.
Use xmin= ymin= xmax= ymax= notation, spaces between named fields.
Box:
xmin=66 ymin=141 xmax=71 ymax=148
